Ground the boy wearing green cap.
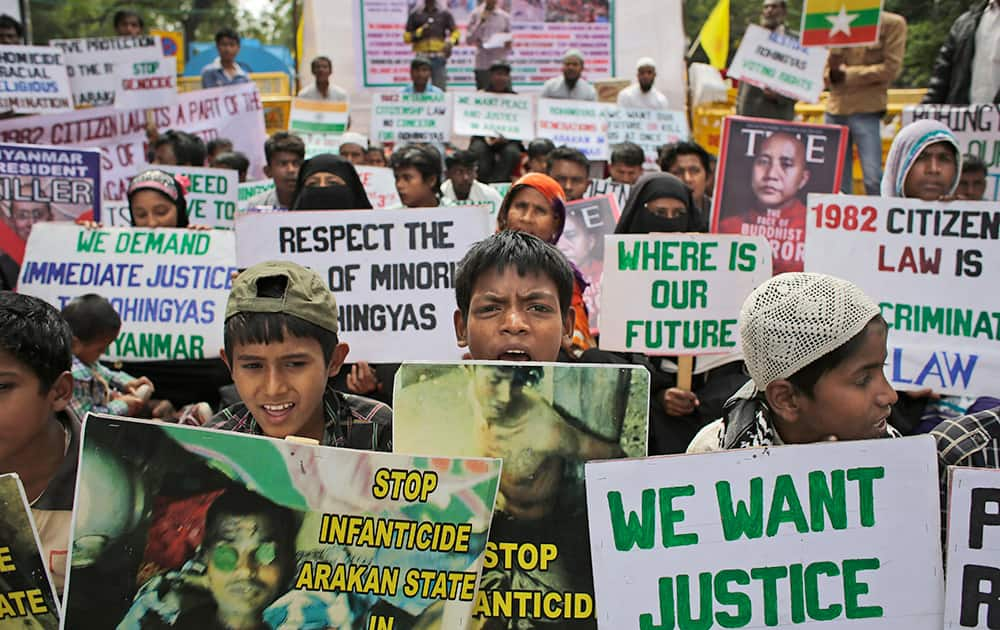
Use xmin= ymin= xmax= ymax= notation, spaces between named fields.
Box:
xmin=207 ymin=261 xmax=392 ymax=450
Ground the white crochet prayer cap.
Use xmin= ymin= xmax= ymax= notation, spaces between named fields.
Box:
xmin=339 ymin=131 xmax=369 ymax=149
xmin=739 ymin=272 xmax=880 ymax=389
xmin=636 ymin=57 xmax=656 ymax=70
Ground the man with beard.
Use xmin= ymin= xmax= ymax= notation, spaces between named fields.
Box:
xmin=540 ymin=49 xmax=596 ymax=101
xmin=736 ymin=0 xmax=798 ymax=120
xmin=616 ymin=57 xmax=669 ymax=110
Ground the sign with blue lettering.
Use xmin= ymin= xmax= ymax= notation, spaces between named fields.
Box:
xmin=0 ymin=45 xmax=74 ymax=114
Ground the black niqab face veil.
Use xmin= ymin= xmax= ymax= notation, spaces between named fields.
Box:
xmin=292 ymin=153 xmax=373 ymax=210
xmin=615 ymin=172 xmax=706 ymax=235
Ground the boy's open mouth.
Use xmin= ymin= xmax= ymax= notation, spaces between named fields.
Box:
xmin=498 ymin=348 xmax=531 ymax=362
xmin=261 ymin=402 xmax=295 ymax=421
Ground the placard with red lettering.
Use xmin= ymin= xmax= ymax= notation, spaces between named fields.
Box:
xmin=804 ymin=194 xmax=999 ymax=397
xmin=50 ymin=35 xmax=164 ymax=108
xmin=535 ymin=99 xmax=611 ymax=161
xmin=115 ymin=55 xmax=178 ymax=110
xmin=357 ymin=165 xmax=402 ymax=209
xmin=712 ymin=116 xmax=848 ymax=275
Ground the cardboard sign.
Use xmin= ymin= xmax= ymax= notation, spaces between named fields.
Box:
xmin=903 ymin=104 xmax=1000 ymax=202
xmin=586 ymin=178 xmax=631 ymax=209
xmin=729 ymin=24 xmax=829 ymax=103
xmin=801 ymin=0 xmax=883 ymax=47
xmin=0 ymin=473 xmax=61 ymax=628
xmin=114 ymin=55 xmax=178 ymax=110
xmin=50 ymin=35 xmax=164 ymax=108
xmin=357 ymin=165 xmax=402 ymax=209
xmin=289 ymin=98 xmax=350 ymax=158
xmin=804 ymin=193 xmax=1000 ymax=398
xmin=603 ymin=107 xmax=690 ymax=167
xmin=452 ymin=92 xmax=535 ymax=141
xmin=62 ymin=414 xmax=501 ymax=630
xmin=536 ymin=99 xmax=610 ymax=161
xmin=0 ymin=143 xmax=100 ymax=272
xmin=944 ymin=467 xmax=1000 ymax=629
xmin=393 ymin=361 xmax=650 ymax=627
xmin=234 ymin=207 xmax=491 ymax=361
xmin=0 ymin=45 xmax=73 ymax=114
xmin=712 ymin=116 xmax=848 ymax=275
xmin=557 ymin=195 xmax=620 ymax=334
xmin=18 ymin=223 xmax=235 ymax=362
xmin=371 ymin=92 xmax=450 ymax=145
xmin=585 ymin=436 xmax=944 ymax=629
xmin=599 ymin=234 xmax=773 ymax=353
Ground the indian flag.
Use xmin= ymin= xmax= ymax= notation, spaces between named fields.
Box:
xmin=289 ymin=98 xmax=350 ymax=134
xmin=800 ymin=0 xmax=882 ymax=47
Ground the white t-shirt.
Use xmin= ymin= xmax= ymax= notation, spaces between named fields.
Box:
xmin=616 ymin=83 xmax=670 ymax=110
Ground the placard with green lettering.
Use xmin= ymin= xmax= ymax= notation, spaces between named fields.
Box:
xmin=584 ymin=436 xmax=944 ymax=629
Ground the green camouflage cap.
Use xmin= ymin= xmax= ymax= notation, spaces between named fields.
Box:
xmin=226 ymin=261 xmax=338 ymax=333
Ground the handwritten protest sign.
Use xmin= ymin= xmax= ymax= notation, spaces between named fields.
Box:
xmin=600 ymin=234 xmax=772 ymax=353
xmin=0 ymin=143 xmax=100 ymax=274
xmin=371 ymin=92 xmax=450 ymax=145
xmin=0 ymin=82 xmax=268 ymax=202
xmin=536 ymin=99 xmax=610 ymax=161
xmin=18 ymin=223 xmax=235 ymax=362
xmin=586 ymin=435 xmax=944 ymax=629
xmin=115 ymin=55 xmax=177 ymax=110
xmin=357 ymin=165 xmax=402 ymax=209
xmin=0 ymin=474 xmax=61 ymax=629
xmin=904 ymin=104 xmax=1000 ymax=201
xmin=944 ymin=467 xmax=1000 ymax=629
xmin=96 ymin=200 xmax=130 ymax=226
xmin=289 ymin=98 xmax=350 ymax=157
xmin=804 ymin=193 xmax=999 ymax=397
xmin=63 ymin=414 xmax=501 ymax=630
xmin=0 ymin=45 xmax=73 ymax=114
xmin=235 ymin=207 xmax=490 ymax=361
xmin=452 ymin=92 xmax=534 ymax=141
xmin=729 ymin=24 xmax=829 ymax=103
xmin=557 ymin=195 xmax=619 ymax=334
xmin=159 ymin=165 xmax=238 ymax=228
xmin=50 ymin=35 xmax=164 ymax=108
xmin=713 ymin=116 xmax=848 ymax=275
xmin=603 ymin=107 xmax=690 ymax=167
xmin=394 ymin=362 xmax=649 ymax=628
xmin=238 ymin=179 xmax=275 ymax=212
xmin=586 ymin=178 xmax=631 ymax=209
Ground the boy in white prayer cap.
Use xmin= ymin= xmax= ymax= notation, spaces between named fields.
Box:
xmin=616 ymin=56 xmax=670 ymax=110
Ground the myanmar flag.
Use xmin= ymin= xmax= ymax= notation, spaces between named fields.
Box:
xmin=694 ymin=0 xmax=730 ymax=69
xmin=800 ymin=0 xmax=882 ymax=47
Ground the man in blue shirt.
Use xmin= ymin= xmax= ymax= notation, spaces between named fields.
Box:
xmin=201 ymin=28 xmax=252 ymax=88
xmin=402 ymin=56 xmax=444 ymax=94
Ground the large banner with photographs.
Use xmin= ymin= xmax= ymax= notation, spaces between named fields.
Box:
xmin=711 ymin=116 xmax=848 ymax=275
xmin=804 ymin=193 xmax=1000 ymax=398
xmin=354 ymin=0 xmax=614 ymax=88
xmin=585 ymin=436 xmax=944 ymax=629
xmin=393 ymin=361 xmax=650 ymax=628
xmin=944 ymin=466 xmax=1000 ymax=629
xmin=62 ymin=414 xmax=502 ymax=630
xmin=0 ymin=473 xmax=61 ymax=629
xmin=556 ymin=194 xmax=619 ymax=334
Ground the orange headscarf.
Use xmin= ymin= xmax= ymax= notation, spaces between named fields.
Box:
xmin=496 ymin=173 xmax=567 ymax=244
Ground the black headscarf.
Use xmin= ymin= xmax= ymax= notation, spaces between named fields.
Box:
xmin=291 ymin=153 xmax=372 ymax=210
xmin=615 ymin=172 xmax=707 ymax=235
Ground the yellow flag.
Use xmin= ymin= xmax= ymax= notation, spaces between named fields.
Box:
xmin=698 ymin=0 xmax=730 ymax=69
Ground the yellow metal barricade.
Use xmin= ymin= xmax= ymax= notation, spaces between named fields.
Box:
xmin=177 ymin=72 xmax=291 ymax=97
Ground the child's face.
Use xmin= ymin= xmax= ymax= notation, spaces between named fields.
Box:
xmin=787 ymin=321 xmax=898 ymax=443
xmin=223 ymin=334 xmax=348 ymax=441
xmin=0 ymin=349 xmax=72 ymax=464
xmin=454 ymin=266 xmax=574 ymax=362
xmin=73 ymin=332 xmax=119 ymax=365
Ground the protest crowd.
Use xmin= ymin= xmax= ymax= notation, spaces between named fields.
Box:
xmin=0 ymin=0 xmax=998 ymax=628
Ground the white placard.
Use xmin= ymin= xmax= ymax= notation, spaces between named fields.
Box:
xmin=234 ymin=207 xmax=491 ymax=361
xmin=357 ymin=165 xmax=401 ymax=209
xmin=237 ymin=179 xmax=275 ymax=212
xmin=599 ymin=234 xmax=772 ymax=353
xmin=586 ymin=178 xmax=631 ymax=209
xmin=18 ymin=223 xmax=235 ymax=362
xmin=0 ymin=45 xmax=73 ymax=114
xmin=944 ymin=466 xmax=1000 ymax=629
xmin=536 ymin=98 xmax=611 ymax=161
xmin=50 ymin=35 xmax=163 ymax=108
xmin=452 ymin=92 xmax=535 ymax=141
xmin=804 ymin=193 xmax=999 ymax=397
xmin=157 ymin=164 xmax=239 ymax=228
xmin=114 ymin=54 xmax=177 ymax=110
xmin=603 ymin=107 xmax=690 ymax=166
xmin=371 ymin=91 xmax=450 ymax=145
xmin=585 ymin=436 xmax=944 ymax=629
xmin=729 ymin=24 xmax=829 ymax=103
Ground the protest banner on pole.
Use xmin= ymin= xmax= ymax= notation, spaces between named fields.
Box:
xmin=63 ymin=414 xmax=501 ymax=630
xmin=0 ymin=473 xmax=62 ymax=629
xmin=114 ymin=55 xmax=178 ymax=110
xmin=585 ymin=435 xmax=944 ymax=629
xmin=536 ymin=99 xmax=610 ymax=161
xmin=237 ymin=179 xmax=276 ymax=212
xmin=804 ymin=193 xmax=1000 ymax=398
xmin=729 ymin=24 xmax=829 ymax=103
xmin=50 ymin=35 xmax=165 ymax=108
xmin=599 ymin=234 xmax=772 ymax=353
xmin=586 ymin=178 xmax=631 ymax=209
xmin=944 ymin=467 xmax=1000 ymax=629
xmin=357 ymin=165 xmax=402 ymax=209
xmin=0 ymin=45 xmax=74 ymax=114
xmin=800 ymin=0 xmax=883 ymax=47
xmin=557 ymin=195 xmax=619 ymax=334
xmin=712 ymin=116 xmax=848 ymax=275
xmin=0 ymin=82 xmax=268 ymax=202
xmin=0 ymin=143 xmax=100 ymax=276
xmin=603 ymin=107 xmax=690 ymax=167
xmin=393 ymin=361 xmax=649 ymax=628
xmin=452 ymin=92 xmax=535 ymax=141
xmin=18 ymin=223 xmax=235 ymax=362
xmin=235 ymin=207 xmax=491 ymax=361
xmin=371 ymin=92 xmax=450 ymax=145
xmin=289 ymin=97 xmax=350 ymax=157
xmin=903 ymin=104 xmax=1000 ymax=202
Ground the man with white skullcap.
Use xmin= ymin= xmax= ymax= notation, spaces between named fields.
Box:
xmin=688 ymin=272 xmax=901 ymax=452
xmin=540 ymin=48 xmax=597 ymax=101
xmin=616 ymin=57 xmax=670 ymax=110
